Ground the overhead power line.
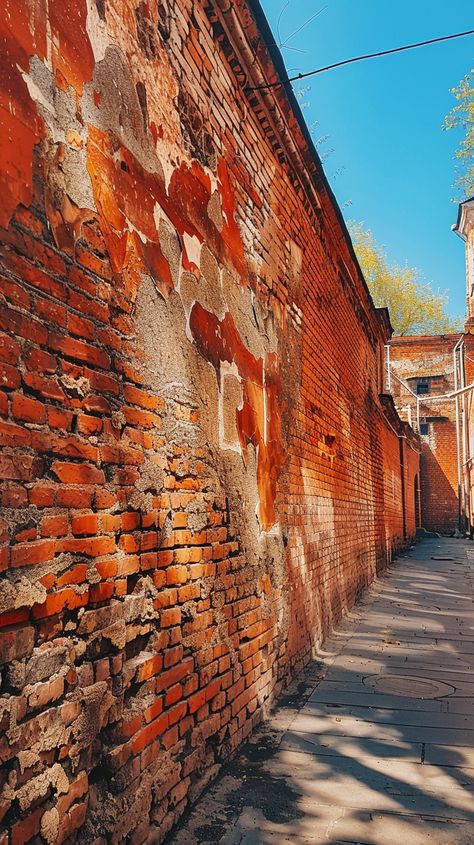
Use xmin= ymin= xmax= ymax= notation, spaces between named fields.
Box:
xmin=247 ymin=28 xmax=474 ymax=91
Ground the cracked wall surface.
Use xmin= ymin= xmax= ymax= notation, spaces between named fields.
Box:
xmin=0 ymin=0 xmax=420 ymax=843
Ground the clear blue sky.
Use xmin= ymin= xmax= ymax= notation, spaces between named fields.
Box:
xmin=259 ymin=0 xmax=473 ymax=319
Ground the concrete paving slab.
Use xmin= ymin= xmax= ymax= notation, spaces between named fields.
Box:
xmin=265 ymin=749 xmax=474 ymax=791
xmin=307 ymin=689 xmax=448 ymax=712
xmin=424 ymin=743 xmax=474 ymax=768
xmin=330 ymin=645 xmax=474 ymax=665
xmin=308 ymin=688 xmax=474 ymax=717
xmin=169 ymin=538 xmax=474 ymax=845
xmin=323 ymin=663 xmax=474 ymax=691
xmin=288 ymin=719 xmax=474 ymax=747
xmin=220 ymin=807 xmax=474 ymax=845
xmin=296 ymin=702 xmax=472 ymax=729
xmin=280 ymin=731 xmax=423 ymax=762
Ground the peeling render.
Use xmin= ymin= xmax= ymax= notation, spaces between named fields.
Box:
xmin=0 ymin=0 xmax=419 ymax=843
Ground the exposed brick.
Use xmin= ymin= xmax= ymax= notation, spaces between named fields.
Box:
xmin=0 ymin=333 xmax=21 ymax=364
xmin=11 ymin=539 xmax=55 ymax=569
xmin=12 ymin=393 xmax=46 ymax=424
xmin=40 ymin=514 xmax=68 ymax=537
xmin=0 ymin=2 xmax=423 ymax=842
xmin=0 ymin=361 xmax=21 ymax=389
xmin=25 ymin=346 xmax=57 ymax=373
xmin=48 ymin=332 xmax=110 ymax=369
xmin=71 ymin=513 xmax=99 ymax=535
xmin=51 ymin=460 xmax=105 ymax=485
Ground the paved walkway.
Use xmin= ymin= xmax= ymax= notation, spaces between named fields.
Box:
xmin=171 ymin=538 xmax=474 ymax=845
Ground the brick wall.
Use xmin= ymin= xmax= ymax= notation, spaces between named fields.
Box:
xmin=0 ymin=1 xmax=419 ymax=842
xmin=389 ymin=335 xmax=460 ymax=534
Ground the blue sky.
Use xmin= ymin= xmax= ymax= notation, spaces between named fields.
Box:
xmin=259 ymin=0 xmax=473 ymax=319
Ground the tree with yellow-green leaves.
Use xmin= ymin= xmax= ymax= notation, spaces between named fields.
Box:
xmin=350 ymin=224 xmax=463 ymax=337
xmin=444 ymin=68 xmax=474 ymax=198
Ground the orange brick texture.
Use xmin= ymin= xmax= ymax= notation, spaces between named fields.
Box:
xmin=0 ymin=0 xmax=419 ymax=842
xmin=389 ymin=335 xmax=464 ymax=534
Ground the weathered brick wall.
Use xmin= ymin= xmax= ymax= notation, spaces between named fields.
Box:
xmin=0 ymin=1 xmax=419 ymax=842
xmin=389 ymin=335 xmax=459 ymax=534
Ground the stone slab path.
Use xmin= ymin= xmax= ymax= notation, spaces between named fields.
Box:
xmin=170 ymin=538 xmax=474 ymax=845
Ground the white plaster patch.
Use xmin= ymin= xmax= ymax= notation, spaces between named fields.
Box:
xmin=182 ymin=231 xmax=202 ymax=269
xmin=20 ymin=69 xmax=55 ymax=117
xmin=128 ymin=220 xmax=149 ymax=244
xmin=218 ymin=361 xmax=242 ymax=455
xmin=159 ymin=155 xmax=176 ymax=193
xmin=185 ymin=298 xmax=197 ymax=343
xmin=85 ymin=0 xmax=110 ymax=62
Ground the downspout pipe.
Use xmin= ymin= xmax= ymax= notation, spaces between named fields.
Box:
xmin=399 ymin=436 xmax=407 ymax=542
xmin=453 ymin=336 xmax=463 ymax=532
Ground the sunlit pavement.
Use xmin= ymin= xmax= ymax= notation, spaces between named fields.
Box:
xmin=170 ymin=538 xmax=474 ymax=845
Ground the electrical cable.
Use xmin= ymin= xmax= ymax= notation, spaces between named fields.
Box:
xmin=246 ymin=28 xmax=474 ymax=91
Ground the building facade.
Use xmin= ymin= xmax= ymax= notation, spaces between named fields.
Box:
xmin=388 ymin=197 xmax=474 ymax=536
xmin=0 ymin=0 xmax=419 ymax=842
xmin=388 ymin=334 xmax=461 ymax=534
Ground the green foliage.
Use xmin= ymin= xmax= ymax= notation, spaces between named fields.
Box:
xmin=350 ymin=224 xmax=463 ymax=336
xmin=444 ymin=69 xmax=474 ymax=198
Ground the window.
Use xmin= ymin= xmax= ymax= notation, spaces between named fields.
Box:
xmin=420 ymin=422 xmax=429 ymax=435
xmin=416 ymin=378 xmax=429 ymax=395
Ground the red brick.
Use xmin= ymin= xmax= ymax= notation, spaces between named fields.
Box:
xmin=143 ymin=697 xmax=164 ymax=723
xmin=40 ymin=514 xmax=68 ymax=537
xmin=0 ymin=390 xmax=8 ymax=416
xmin=48 ymin=332 xmax=110 ymax=369
xmin=0 ymin=333 xmax=21 ymax=364
xmin=0 ymin=274 xmax=30 ymax=309
xmin=160 ymin=608 xmax=181 ymax=627
xmin=32 ymin=587 xmax=89 ymax=619
xmin=85 ymin=367 xmax=120 ymax=395
xmin=0 ymin=419 xmax=32 ymax=447
xmin=71 ymin=513 xmax=99 ymax=535
xmin=76 ymin=413 xmax=103 ymax=435
xmin=95 ymin=559 xmax=117 ymax=578
xmin=101 ymin=514 xmax=120 ymax=532
xmin=68 ymin=311 xmax=95 ymax=339
xmin=155 ymin=662 xmax=196 ymax=697
xmin=23 ymin=372 xmax=66 ymax=402
xmin=28 ymin=484 xmax=55 ymax=507
xmin=68 ymin=287 xmax=110 ymax=322
xmin=132 ymin=713 xmax=169 ymax=754
xmin=55 ymin=487 xmax=93 ymax=508
xmin=0 ymin=305 xmax=47 ymax=345
xmin=90 ymin=581 xmax=114 ymax=602
xmin=25 ymin=347 xmax=57 ymax=373
xmin=123 ymin=384 xmax=162 ymax=409
xmin=136 ymin=653 xmax=163 ymax=682
xmin=51 ymin=461 xmax=105 ymax=485
xmin=0 ymin=608 xmax=29 ymax=628
xmin=12 ymin=393 xmax=46 ymax=424
xmin=0 ymin=361 xmax=21 ymax=389
xmin=47 ymin=406 xmax=74 ymax=430
xmin=35 ymin=294 xmax=66 ymax=325
xmin=0 ymin=626 xmax=34 ymax=664
xmin=11 ymin=805 xmax=43 ymax=845
xmin=59 ymin=536 xmax=115 ymax=556
xmin=11 ymin=539 xmax=55 ymax=568
xmin=57 ymin=563 xmax=88 ymax=586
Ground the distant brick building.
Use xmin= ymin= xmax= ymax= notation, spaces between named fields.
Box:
xmin=388 ymin=196 xmax=474 ymax=536
xmin=388 ymin=334 xmax=461 ymax=534
xmin=0 ymin=0 xmax=419 ymax=842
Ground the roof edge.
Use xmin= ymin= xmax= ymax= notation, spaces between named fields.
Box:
xmin=241 ymin=0 xmax=382 ymax=334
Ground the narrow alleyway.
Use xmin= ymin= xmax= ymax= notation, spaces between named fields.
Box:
xmin=171 ymin=538 xmax=474 ymax=845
